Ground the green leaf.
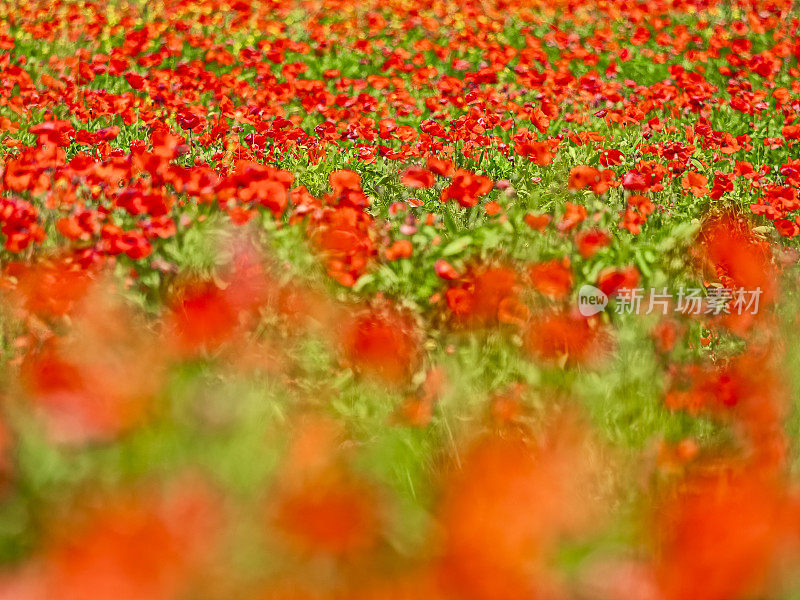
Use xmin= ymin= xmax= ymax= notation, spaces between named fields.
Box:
xmin=634 ymin=249 xmax=653 ymax=279
xmin=441 ymin=236 xmax=473 ymax=257
xmin=443 ymin=209 xmax=458 ymax=233
xmin=352 ymin=273 xmax=375 ymax=292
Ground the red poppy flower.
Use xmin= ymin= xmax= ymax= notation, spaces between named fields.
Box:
xmin=440 ymin=169 xmax=493 ymax=209
xmin=341 ymin=305 xmax=420 ymax=384
xmin=435 ymin=259 xmax=460 ymax=280
xmin=596 ymin=266 xmax=640 ymax=297
xmin=273 ymin=470 xmax=380 ymax=557
xmin=438 ymin=421 xmax=601 ymax=600
xmin=575 ymin=228 xmax=611 ymax=258
xmin=385 ymin=239 xmax=413 ymax=260
xmin=526 ymin=310 xmax=610 ymax=366
xmin=567 ymin=166 xmax=600 ymax=191
xmin=529 ymin=259 xmax=573 ymax=299
xmin=655 ymin=468 xmax=790 ymax=600
xmin=515 ymin=140 xmax=555 ymax=166
xmin=558 ymin=202 xmax=588 ymax=233
xmin=401 ymin=166 xmax=435 ymax=189
xmin=427 ymin=157 xmax=455 ymax=177
xmin=681 ymin=171 xmax=709 ymax=197
xmin=524 ymin=213 xmax=551 ymax=231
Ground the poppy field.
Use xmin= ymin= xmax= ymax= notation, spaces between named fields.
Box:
xmin=3 ymin=0 xmax=800 ymax=597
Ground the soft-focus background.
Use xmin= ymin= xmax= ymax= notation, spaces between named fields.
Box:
xmin=1 ymin=0 xmax=800 ymax=598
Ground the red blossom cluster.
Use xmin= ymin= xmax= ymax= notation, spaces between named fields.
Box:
xmin=293 ymin=170 xmax=377 ymax=287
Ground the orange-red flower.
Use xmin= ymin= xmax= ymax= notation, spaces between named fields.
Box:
xmin=654 ymin=466 xmax=791 ymax=600
xmin=681 ymin=171 xmax=708 ymax=196
xmin=273 ymin=470 xmax=381 ymax=558
xmin=440 ymin=169 xmax=493 ymax=208
xmin=437 ymin=419 xmax=603 ymax=600
xmin=401 ymin=166 xmax=435 ymax=188
xmin=529 ymin=258 xmax=573 ymax=299
xmin=526 ymin=310 xmax=611 ymax=366
xmin=341 ymin=304 xmax=421 ymax=384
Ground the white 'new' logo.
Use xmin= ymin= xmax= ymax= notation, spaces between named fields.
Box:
xmin=577 ymin=284 xmax=608 ymax=316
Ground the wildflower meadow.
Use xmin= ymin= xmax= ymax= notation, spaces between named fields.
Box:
xmin=1 ymin=0 xmax=800 ymax=598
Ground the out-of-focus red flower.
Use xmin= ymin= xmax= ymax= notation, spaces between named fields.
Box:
xmin=3 ymin=480 xmax=221 ymax=600
xmin=558 ymin=202 xmax=588 ymax=233
xmin=396 ymin=396 xmax=434 ymax=428
xmin=434 ymin=259 xmax=460 ymax=280
xmin=341 ymin=304 xmax=421 ymax=384
xmin=656 ymin=438 xmax=700 ymax=475
xmin=273 ymin=469 xmax=381 ymax=558
xmin=651 ymin=319 xmax=682 ymax=354
xmin=19 ymin=340 xmax=154 ymax=444
xmin=487 ymin=383 xmax=529 ymax=426
xmin=597 ymin=265 xmax=640 ymax=297
xmin=437 ymin=418 xmax=603 ymax=600
xmin=329 ymin=169 xmax=362 ymax=194
xmin=529 ymin=258 xmax=573 ymax=299
xmin=497 ymin=295 xmax=531 ymax=326
xmin=698 ymin=214 xmax=776 ymax=307
xmin=445 ymin=287 xmax=473 ymax=317
xmin=665 ymin=341 xmax=788 ymax=470
xmin=484 ymin=200 xmax=502 ymax=216
xmin=524 ymin=212 xmax=551 ymax=231
xmin=395 ymin=366 xmax=448 ymax=428
xmin=427 ymin=157 xmax=455 ymax=177
xmin=445 ymin=265 xmax=522 ymax=328
xmin=515 ymin=140 xmax=555 ymax=166
xmin=575 ymin=228 xmax=611 ymax=258
xmin=269 ymin=417 xmax=382 ymax=559
xmin=568 ymin=166 xmax=598 ymax=190
xmin=165 ymin=246 xmax=270 ymax=354
xmin=568 ymin=165 xmax=607 ymax=193
xmin=654 ymin=466 xmax=791 ymax=600
xmin=19 ymin=286 xmax=163 ymax=444
xmin=526 ymin=310 xmax=610 ymax=366
xmin=166 ymin=280 xmax=241 ymax=353
xmin=7 ymin=257 xmax=94 ymax=318
xmin=401 ymin=167 xmax=435 ymax=189
xmin=620 ymin=195 xmax=655 ymax=235
xmin=385 ymin=239 xmax=413 ymax=261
